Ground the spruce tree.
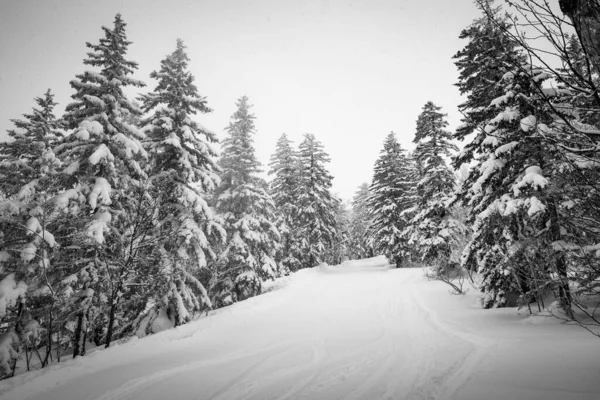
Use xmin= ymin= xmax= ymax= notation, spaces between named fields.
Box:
xmin=138 ymin=39 xmax=219 ymax=332
xmin=0 ymin=90 xmax=71 ymax=373
xmin=452 ymin=0 xmax=524 ymax=154
xmin=214 ymin=96 xmax=279 ymax=305
xmin=268 ymin=133 xmax=300 ymax=271
xmin=295 ymin=134 xmax=338 ymax=269
xmin=405 ymin=102 xmax=459 ymax=266
xmin=348 ymin=183 xmax=373 ymax=260
xmin=327 ymin=198 xmax=350 ymax=265
xmin=0 ymin=89 xmax=62 ymax=196
xmin=56 ymin=14 xmax=147 ymax=355
xmin=366 ymin=132 xmax=416 ymax=267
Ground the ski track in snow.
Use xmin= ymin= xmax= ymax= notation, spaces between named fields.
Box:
xmin=2 ymin=258 xmax=600 ymax=400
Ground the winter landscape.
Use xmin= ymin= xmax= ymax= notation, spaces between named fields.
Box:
xmin=1 ymin=0 xmax=600 ymax=399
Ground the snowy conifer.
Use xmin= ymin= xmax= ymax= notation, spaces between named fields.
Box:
xmin=0 ymin=89 xmax=62 ymax=196
xmin=366 ymin=132 xmax=416 ymax=267
xmin=268 ymin=133 xmax=299 ymax=271
xmin=404 ymin=102 xmax=459 ymax=266
xmin=0 ymin=90 xmax=87 ymax=370
xmin=327 ymin=199 xmax=350 ymax=265
xmin=138 ymin=39 xmax=220 ymax=330
xmin=295 ymin=134 xmax=338 ymax=269
xmin=55 ymin=14 xmax=148 ymax=354
xmin=452 ymin=0 xmax=524 ymax=153
xmin=348 ymin=183 xmax=373 ymax=260
xmin=214 ymin=96 xmax=279 ymax=305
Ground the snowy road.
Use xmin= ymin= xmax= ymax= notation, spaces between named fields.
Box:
xmin=2 ymin=258 xmax=600 ymax=400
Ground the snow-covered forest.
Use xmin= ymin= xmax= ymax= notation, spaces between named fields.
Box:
xmin=1 ymin=0 xmax=600 ymax=397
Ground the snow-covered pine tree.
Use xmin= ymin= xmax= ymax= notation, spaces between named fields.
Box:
xmin=452 ymin=0 xmax=524 ymax=153
xmin=295 ymin=134 xmax=338 ymax=269
xmin=55 ymin=14 xmax=148 ymax=355
xmin=0 ymin=90 xmax=68 ymax=376
xmin=366 ymin=132 xmax=416 ymax=267
xmin=138 ymin=39 xmax=220 ymax=334
xmin=404 ymin=102 xmax=460 ymax=268
xmin=214 ymin=96 xmax=279 ymax=305
xmin=348 ymin=183 xmax=373 ymax=260
xmin=457 ymin=56 xmax=600 ymax=313
xmin=0 ymin=89 xmax=62 ymax=196
xmin=268 ymin=133 xmax=300 ymax=272
xmin=327 ymin=198 xmax=350 ymax=265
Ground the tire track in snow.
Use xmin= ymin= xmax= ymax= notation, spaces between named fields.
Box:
xmin=343 ymin=293 xmax=402 ymax=400
xmin=87 ymin=342 xmax=294 ymax=400
xmin=408 ymin=283 xmax=497 ymax=400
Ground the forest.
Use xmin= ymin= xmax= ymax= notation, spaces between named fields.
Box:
xmin=0 ymin=0 xmax=599 ymax=380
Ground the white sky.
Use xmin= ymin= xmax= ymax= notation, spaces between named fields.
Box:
xmin=0 ymin=0 xmax=482 ymax=200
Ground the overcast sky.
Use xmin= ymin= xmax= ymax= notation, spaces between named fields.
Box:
xmin=0 ymin=0 xmax=482 ymax=200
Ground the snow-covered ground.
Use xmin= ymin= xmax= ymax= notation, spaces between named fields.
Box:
xmin=1 ymin=256 xmax=599 ymax=400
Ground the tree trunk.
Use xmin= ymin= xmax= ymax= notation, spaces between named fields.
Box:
xmin=105 ymin=290 xmax=119 ymax=348
xmin=42 ymin=304 xmax=53 ymax=367
xmin=548 ymin=201 xmax=574 ymax=319
xmin=72 ymin=311 xmax=85 ymax=358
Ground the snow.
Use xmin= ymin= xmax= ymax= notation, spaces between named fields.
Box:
xmin=494 ymin=141 xmax=519 ymax=156
xmin=86 ymin=210 xmax=112 ymax=244
xmin=89 ymin=144 xmax=114 ymax=165
xmin=520 ymin=115 xmax=537 ymax=132
xmin=0 ymin=273 xmax=27 ymax=318
xmin=88 ymin=177 xmax=112 ymax=209
xmin=63 ymin=160 xmax=80 ymax=175
xmin=490 ymin=90 xmax=514 ymax=107
xmin=26 ymin=217 xmax=41 ymax=236
xmin=528 ymin=196 xmax=546 ymax=216
xmin=20 ymin=242 xmax=37 ymax=263
xmin=0 ymin=251 xmax=10 ymax=263
xmin=17 ymin=179 xmax=38 ymax=200
xmin=513 ymin=165 xmax=548 ymax=196
xmin=80 ymin=120 xmax=104 ymax=136
xmin=1 ymin=259 xmax=599 ymax=399
xmin=53 ymin=188 xmax=81 ymax=209
xmin=113 ymin=133 xmax=147 ymax=158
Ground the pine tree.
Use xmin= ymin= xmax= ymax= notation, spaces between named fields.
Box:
xmin=214 ymin=96 xmax=280 ymax=305
xmin=295 ymin=134 xmax=338 ymax=269
xmin=366 ymin=132 xmax=416 ymax=267
xmin=56 ymin=14 xmax=147 ymax=355
xmin=327 ymin=198 xmax=350 ymax=265
xmin=0 ymin=89 xmax=62 ymax=196
xmin=137 ymin=39 xmax=220 ymax=334
xmin=348 ymin=183 xmax=373 ymax=260
xmin=0 ymin=90 xmax=71 ymax=375
xmin=405 ymin=102 xmax=459 ymax=266
xmin=456 ymin=60 xmax=600 ymax=311
xmin=452 ymin=0 xmax=524 ymax=168
xmin=268 ymin=133 xmax=299 ymax=272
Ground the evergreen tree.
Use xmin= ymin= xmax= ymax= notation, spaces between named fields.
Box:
xmin=0 ymin=89 xmax=62 ymax=196
xmin=327 ymin=198 xmax=350 ymax=265
xmin=295 ymin=134 xmax=338 ymax=269
xmin=405 ymin=102 xmax=459 ymax=266
xmin=214 ymin=96 xmax=279 ymax=305
xmin=138 ymin=39 xmax=220 ymax=333
xmin=348 ymin=183 xmax=373 ymax=260
xmin=366 ymin=132 xmax=416 ymax=267
xmin=55 ymin=13 xmax=147 ymax=355
xmin=456 ymin=61 xmax=600 ymax=311
xmin=0 ymin=90 xmax=75 ymax=375
xmin=452 ymin=0 xmax=524 ymax=167
xmin=268 ymin=133 xmax=299 ymax=272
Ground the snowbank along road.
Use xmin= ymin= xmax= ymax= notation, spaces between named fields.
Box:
xmin=2 ymin=256 xmax=600 ymax=400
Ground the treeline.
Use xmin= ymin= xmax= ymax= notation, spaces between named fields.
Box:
xmin=0 ymin=16 xmax=342 ymax=377
xmin=350 ymin=0 xmax=600 ymax=335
